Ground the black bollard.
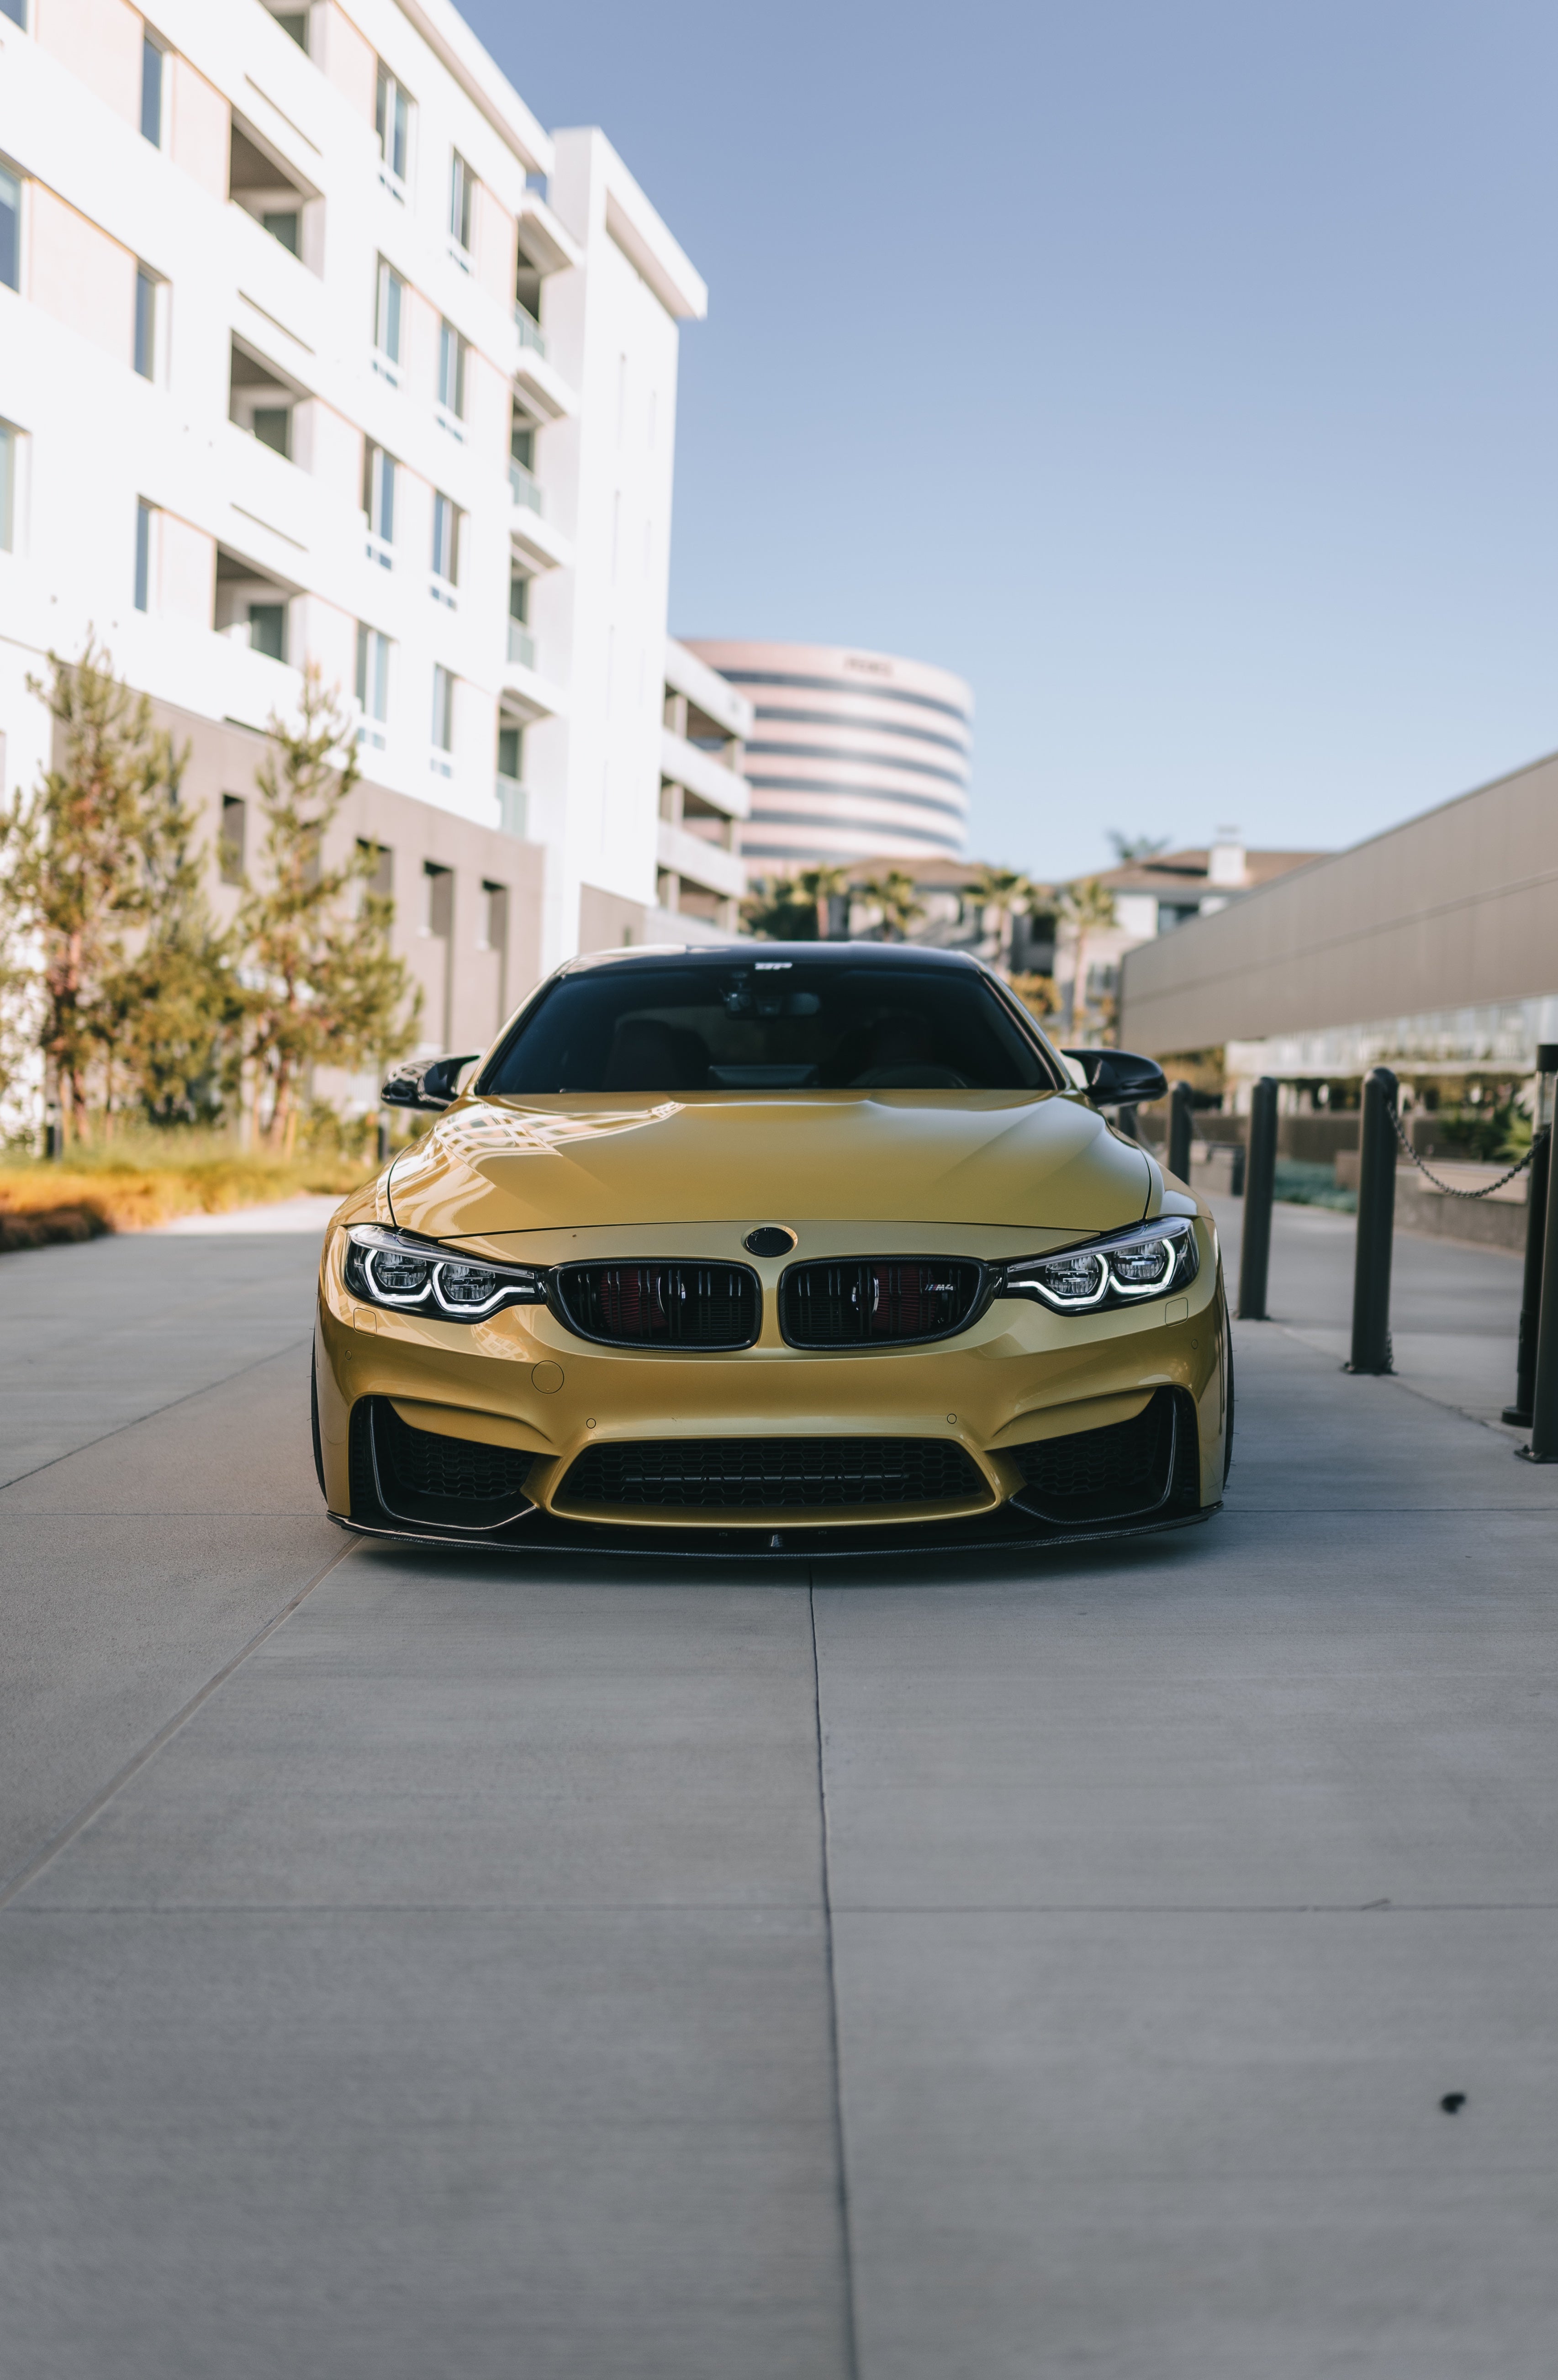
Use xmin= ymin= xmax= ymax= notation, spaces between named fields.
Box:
xmin=44 ymin=1119 xmax=62 ymax=1161
xmin=1519 ymin=1093 xmax=1558 ymax=1461
xmin=1168 ymin=1080 xmax=1194 ymax=1182
xmin=1229 ymin=1141 xmax=1246 ymax=1198
xmin=1236 ymin=1077 xmax=1278 ymax=1319
xmin=1347 ymin=1065 xmax=1399 ymax=1374
xmin=1502 ymin=1123 xmax=1551 ymax=1427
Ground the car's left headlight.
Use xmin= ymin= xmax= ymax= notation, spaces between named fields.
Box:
xmin=999 ymin=1216 xmax=1200 ymax=1314
xmin=343 ymin=1224 xmax=549 ymax=1322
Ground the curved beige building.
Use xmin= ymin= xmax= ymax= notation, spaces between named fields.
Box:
xmin=684 ymin=640 xmax=972 ymax=871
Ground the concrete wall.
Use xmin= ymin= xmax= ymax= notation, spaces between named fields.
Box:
xmin=1119 ymin=749 xmax=1558 ymax=1055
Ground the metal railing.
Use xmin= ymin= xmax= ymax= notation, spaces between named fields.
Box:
xmin=495 ymin=775 xmax=528 ymax=839
xmin=508 ymin=457 xmax=543 ymax=514
xmin=507 ymin=618 xmax=536 ymax=671
xmin=514 ymin=304 xmax=545 ymax=356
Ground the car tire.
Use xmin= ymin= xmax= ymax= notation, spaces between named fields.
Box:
xmin=310 ymin=1351 xmax=326 ymax=1502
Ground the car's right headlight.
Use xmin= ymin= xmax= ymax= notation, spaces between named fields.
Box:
xmin=343 ymin=1224 xmax=549 ymax=1322
xmin=998 ymin=1215 xmax=1199 ymax=1314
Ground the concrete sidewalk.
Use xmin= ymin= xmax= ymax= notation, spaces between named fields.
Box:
xmin=1210 ymin=1188 xmax=1527 ymax=1430
xmin=2 ymin=1216 xmax=1556 ymax=2377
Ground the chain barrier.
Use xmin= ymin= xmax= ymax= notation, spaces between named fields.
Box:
xmin=1388 ymin=1102 xmax=1539 ymax=1200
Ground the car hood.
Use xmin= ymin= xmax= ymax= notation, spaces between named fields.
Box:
xmin=386 ymin=1090 xmax=1155 ymax=1240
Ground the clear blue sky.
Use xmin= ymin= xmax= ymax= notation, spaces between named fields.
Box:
xmin=463 ymin=0 xmax=1557 ymax=880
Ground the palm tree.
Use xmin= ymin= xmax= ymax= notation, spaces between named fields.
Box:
xmin=970 ymin=865 xmax=1034 ymax=973
xmin=1107 ymin=832 xmax=1172 ymax=864
xmin=859 ymin=869 xmax=925 ymax=942
xmin=1056 ymin=876 xmax=1118 ymax=1037
xmin=795 ymin=863 xmax=852 ymax=942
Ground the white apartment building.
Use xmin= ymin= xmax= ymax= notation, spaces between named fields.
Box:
xmin=0 ymin=0 xmax=708 ymax=1074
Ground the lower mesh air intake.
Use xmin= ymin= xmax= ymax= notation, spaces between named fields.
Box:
xmin=1010 ymin=1389 xmax=1183 ymax=1524
xmin=557 ymin=1435 xmax=986 ymax=1510
xmin=355 ymin=1398 xmax=534 ymax=1528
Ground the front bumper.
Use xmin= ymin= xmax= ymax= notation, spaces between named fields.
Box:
xmin=315 ymin=1210 xmax=1228 ymax=1549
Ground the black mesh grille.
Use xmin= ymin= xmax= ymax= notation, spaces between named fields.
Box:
xmin=557 ymin=1436 xmax=986 ymax=1510
xmin=780 ymin=1259 xmax=984 ymax=1347
xmin=553 ymin=1262 xmax=759 ymax=1349
xmin=1010 ymin=1390 xmax=1177 ymax=1523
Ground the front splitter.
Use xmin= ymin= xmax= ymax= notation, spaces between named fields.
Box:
xmin=329 ymin=1499 xmax=1221 ymax=1561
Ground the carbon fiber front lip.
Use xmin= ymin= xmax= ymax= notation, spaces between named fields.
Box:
xmin=328 ymin=1500 xmax=1220 ymax=1561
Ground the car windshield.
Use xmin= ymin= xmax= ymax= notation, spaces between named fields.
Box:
xmin=480 ymin=960 xmax=1060 ymax=1095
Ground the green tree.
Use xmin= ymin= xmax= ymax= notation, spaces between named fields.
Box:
xmin=1056 ymin=876 xmax=1118 ymax=1037
xmin=859 ymin=869 xmax=925 ymax=941
xmin=1108 ymin=832 xmax=1172 ymax=864
xmin=742 ymin=873 xmax=819 ymax=939
xmin=106 ymin=787 xmax=242 ymax=1128
xmin=238 ymin=666 xmax=420 ymax=1152
xmin=0 ymin=639 xmax=199 ymax=1139
xmin=970 ymin=865 xmax=1035 ymax=971
xmin=795 ymin=863 xmax=852 ymax=943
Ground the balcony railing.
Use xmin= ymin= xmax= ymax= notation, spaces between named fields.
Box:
xmin=496 ymin=775 xmax=528 ymax=839
xmin=507 ymin=619 xmax=536 ymax=671
xmin=514 ymin=304 xmax=545 ymax=356
xmin=508 ymin=457 xmax=543 ymax=514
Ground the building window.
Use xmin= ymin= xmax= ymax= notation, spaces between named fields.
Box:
xmin=134 ymin=498 xmax=153 ymax=611
xmin=0 ymin=0 xmax=26 ymax=27
xmin=358 ymin=837 xmax=392 ymax=898
xmin=480 ymin=880 xmax=507 ymax=952
xmin=2 ymin=165 xmax=22 ymax=293
xmin=134 ymin=266 xmax=158 ymax=379
xmin=363 ymin=443 xmax=395 ymax=565
xmin=430 ymin=665 xmax=454 ymax=773
xmin=264 ymin=4 xmax=309 ymax=51
xmin=355 ymin=624 xmax=390 ymax=748
xmin=0 ymin=419 xmax=16 ymax=553
xmin=140 ymin=34 xmax=164 ymax=146
xmin=219 ymin=795 xmax=246 ymax=885
xmin=496 ymin=722 xmax=523 ymax=784
xmin=264 ymin=207 xmax=299 ymax=255
xmin=249 ymin=602 xmax=286 ymax=662
xmin=430 ymin=491 xmax=459 ymax=596
xmin=374 ymin=257 xmax=403 ymax=377
xmin=375 ymin=61 xmax=411 ymax=196
xmin=423 ymin=860 xmax=453 ymax=937
xmin=436 ymin=319 xmax=465 ymax=425
xmin=449 ymin=152 xmax=473 ymax=257
xmin=252 ymin=405 xmax=290 ymax=458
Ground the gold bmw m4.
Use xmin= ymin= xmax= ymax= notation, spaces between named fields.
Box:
xmin=312 ymin=943 xmax=1230 ymax=1556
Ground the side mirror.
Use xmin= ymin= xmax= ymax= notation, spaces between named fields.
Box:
xmin=1062 ymin=1046 xmax=1169 ymax=1110
xmin=380 ymin=1052 xmax=481 ymax=1113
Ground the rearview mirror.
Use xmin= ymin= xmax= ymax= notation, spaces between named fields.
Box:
xmin=380 ymin=1052 xmax=481 ymax=1113
xmin=1062 ymin=1046 xmax=1169 ymax=1110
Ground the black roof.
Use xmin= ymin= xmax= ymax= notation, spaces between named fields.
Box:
xmin=565 ymin=940 xmax=988 ymax=974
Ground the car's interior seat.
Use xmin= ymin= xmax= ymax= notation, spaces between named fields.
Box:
xmin=836 ymin=1011 xmax=969 ymax=1089
xmin=602 ymin=1018 xmax=710 ymax=1091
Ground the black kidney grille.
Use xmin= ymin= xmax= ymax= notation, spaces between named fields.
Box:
xmin=1011 ymin=1391 xmax=1175 ymax=1522
xmin=554 ymin=1262 xmax=758 ymax=1348
xmin=558 ymin=1436 xmax=986 ymax=1510
xmin=780 ymin=1259 xmax=984 ymax=1347
xmin=375 ymin=1399 xmax=535 ymax=1504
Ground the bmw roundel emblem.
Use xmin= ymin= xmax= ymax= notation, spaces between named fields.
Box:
xmin=743 ymin=1225 xmax=797 ymax=1258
